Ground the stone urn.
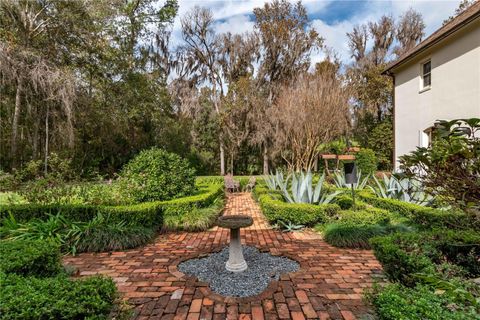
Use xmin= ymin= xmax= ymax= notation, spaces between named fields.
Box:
xmin=216 ymin=215 xmax=253 ymax=272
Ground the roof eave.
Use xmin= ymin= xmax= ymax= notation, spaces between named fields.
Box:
xmin=383 ymin=9 xmax=480 ymax=75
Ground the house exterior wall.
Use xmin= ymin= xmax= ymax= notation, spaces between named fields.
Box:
xmin=393 ymin=19 xmax=480 ymax=169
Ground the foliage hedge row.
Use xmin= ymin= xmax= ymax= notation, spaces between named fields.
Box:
xmin=0 ymin=183 xmax=224 ymax=227
xmin=0 ymin=239 xmax=62 ymax=277
xmin=358 ymin=191 xmax=480 ymax=230
xmin=321 ymin=198 xmax=410 ymax=249
xmin=0 ymin=239 xmax=117 ymax=319
xmin=370 ymin=229 xmax=480 ymax=287
xmin=253 ymin=185 xmax=339 ymax=226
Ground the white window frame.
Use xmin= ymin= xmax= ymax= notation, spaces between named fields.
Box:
xmin=419 ymin=59 xmax=431 ymax=93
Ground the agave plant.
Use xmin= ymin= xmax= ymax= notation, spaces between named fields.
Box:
xmin=282 ymin=171 xmax=342 ymax=204
xmin=370 ymin=174 xmax=433 ymax=206
xmin=333 ymin=170 xmax=370 ymax=190
xmin=263 ymin=170 xmax=288 ymax=191
xmin=277 ymin=220 xmax=305 ymax=232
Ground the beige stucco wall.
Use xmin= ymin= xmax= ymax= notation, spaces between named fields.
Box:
xmin=393 ymin=19 xmax=480 ymax=169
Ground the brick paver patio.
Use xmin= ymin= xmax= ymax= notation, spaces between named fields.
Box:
xmin=64 ymin=193 xmax=383 ymax=320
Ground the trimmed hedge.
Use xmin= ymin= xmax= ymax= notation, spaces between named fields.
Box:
xmin=0 ymin=239 xmax=62 ymax=277
xmin=258 ymin=194 xmax=339 ymax=226
xmin=0 ymin=273 xmax=117 ymax=320
xmin=253 ymin=184 xmax=340 ymax=226
xmin=358 ymin=191 xmax=480 ymax=230
xmin=0 ymin=183 xmax=224 ymax=227
xmin=328 ymin=206 xmax=403 ymax=225
xmin=370 ymin=229 xmax=480 ymax=287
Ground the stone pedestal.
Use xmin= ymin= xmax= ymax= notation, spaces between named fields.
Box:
xmin=226 ymin=228 xmax=248 ymax=272
xmin=216 ymin=215 xmax=253 ymax=273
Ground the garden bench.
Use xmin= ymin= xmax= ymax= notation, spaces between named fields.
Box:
xmin=224 ymin=175 xmax=240 ymax=193
xmin=244 ymin=176 xmax=256 ymax=192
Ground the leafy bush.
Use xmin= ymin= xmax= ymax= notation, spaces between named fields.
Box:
xmin=355 ymin=148 xmax=377 ymax=174
xmin=0 ymin=192 xmax=27 ymax=205
xmin=400 ymin=118 xmax=480 ymax=212
xmin=328 ymin=207 xmax=402 ymax=225
xmin=370 ymin=283 xmax=479 ymax=320
xmin=0 ymin=273 xmax=117 ymax=320
xmin=119 ymin=148 xmax=196 ymax=202
xmin=370 ymin=229 xmax=480 ymax=287
xmin=0 ymin=170 xmax=16 ymax=192
xmin=0 ymin=239 xmax=61 ymax=277
xmin=323 ymin=222 xmax=411 ymax=249
xmin=367 ymin=119 xmax=393 ymax=171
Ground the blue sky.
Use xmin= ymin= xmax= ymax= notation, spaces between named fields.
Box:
xmin=171 ymin=0 xmax=461 ymax=64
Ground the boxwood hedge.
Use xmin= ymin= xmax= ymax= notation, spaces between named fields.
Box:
xmin=358 ymin=191 xmax=479 ymax=231
xmin=0 ymin=273 xmax=117 ymax=320
xmin=0 ymin=239 xmax=62 ymax=277
xmin=0 ymin=183 xmax=224 ymax=227
xmin=253 ymin=185 xmax=339 ymax=226
xmin=370 ymin=229 xmax=480 ymax=287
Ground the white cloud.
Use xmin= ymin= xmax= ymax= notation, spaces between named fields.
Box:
xmin=213 ymin=14 xmax=255 ymax=35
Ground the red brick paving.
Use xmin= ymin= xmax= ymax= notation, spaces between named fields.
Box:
xmin=64 ymin=193 xmax=383 ymax=320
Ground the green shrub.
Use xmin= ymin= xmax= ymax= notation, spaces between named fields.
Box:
xmin=371 ymin=283 xmax=480 ymax=320
xmin=0 ymin=239 xmax=61 ymax=277
xmin=256 ymin=193 xmax=339 ymax=226
xmin=0 ymin=273 xmax=117 ymax=320
xmin=119 ymin=148 xmax=196 ymax=202
xmin=329 ymin=207 xmax=403 ymax=225
xmin=323 ymin=223 xmax=411 ymax=249
xmin=0 ymin=192 xmax=28 ymax=205
xmin=399 ymin=118 xmax=480 ymax=212
xmin=370 ymin=229 xmax=480 ymax=287
xmin=356 ymin=148 xmax=377 ymax=174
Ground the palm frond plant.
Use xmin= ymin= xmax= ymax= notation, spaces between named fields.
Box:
xmin=333 ymin=169 xmax=370 ymax=190
xmin=282 ymin=171 xmax=342 ymax=204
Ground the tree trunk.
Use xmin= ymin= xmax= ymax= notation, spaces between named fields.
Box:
xmin=220 ymin=140 xmax=225 ymax=176
xmin=263 ymin=144 xmax=269 ymax=174
xmin=11 ymin=78 xmax=23 ymax=169
xmin=44 ymin=105 xmax=49 ymax=175
xmin=33 ymin=105 xmax=40 ymax=159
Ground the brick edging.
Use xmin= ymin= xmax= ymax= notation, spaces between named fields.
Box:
xmin=168 ymin=243 xmax=308 ymax=304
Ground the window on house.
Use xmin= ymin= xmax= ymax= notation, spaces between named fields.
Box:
xmin=421 ymin=60 xmax=431 ymax=89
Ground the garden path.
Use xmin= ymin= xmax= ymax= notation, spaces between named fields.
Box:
xmin=64 ymin=192 xmax=383 ymax=320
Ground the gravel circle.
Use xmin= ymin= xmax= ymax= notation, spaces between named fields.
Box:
xmin=178 ymin=246 xmax=299 ymax=297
